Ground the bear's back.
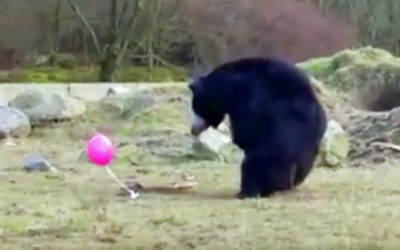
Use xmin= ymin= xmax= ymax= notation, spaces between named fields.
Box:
xmin=206 ymin=57 xmax=325 ymax=152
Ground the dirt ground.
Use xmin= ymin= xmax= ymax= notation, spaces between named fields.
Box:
xmin=1 ymin=86 xmax=400 ymax=250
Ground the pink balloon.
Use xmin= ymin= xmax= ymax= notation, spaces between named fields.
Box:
xmin=85 ymin=133 xmax=114 ymax=166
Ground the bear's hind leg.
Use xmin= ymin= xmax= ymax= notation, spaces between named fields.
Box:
xmin=293 ymin=146 xmax=319 ymax=187
xmin=258 ymin=156 xmax=295 ymax=198
xmin=259 ymin=168 xmax=295 ymax=197
xmin=238 ymin=154 xmax=294 ymax=199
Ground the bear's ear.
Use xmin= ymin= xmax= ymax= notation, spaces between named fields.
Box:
xmin=188 ymin=79 xmax=203 ymax=93
xmin=189 ymin=69 xmax=203 ymax=83
xmin=189 ymin=82 xmax=195 ymax=92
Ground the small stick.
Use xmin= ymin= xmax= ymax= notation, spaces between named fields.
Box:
xmin=369 ymin=142 xmax=400 ymax=152
xmin=105 ymin=166 xmax=140 ymax=199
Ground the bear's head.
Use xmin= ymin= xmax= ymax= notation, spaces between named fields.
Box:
xmin=189 ymin=76 xmax=229 ymax=136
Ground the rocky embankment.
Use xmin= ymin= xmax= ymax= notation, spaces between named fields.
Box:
xmin=3 ymin=47 xmax=400 ymax=171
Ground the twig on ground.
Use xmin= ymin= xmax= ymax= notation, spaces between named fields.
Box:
xmin=369 ymin=141 xmax=400 ymax=152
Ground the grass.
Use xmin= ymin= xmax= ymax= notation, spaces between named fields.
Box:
xmin=0 ymin=66 xmax=187 ymax=83
xmin=1 ymin=86 xmax=400 ymax=250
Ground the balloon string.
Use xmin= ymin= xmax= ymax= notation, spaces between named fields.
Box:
xmin=105 ymin=166 xmax=140 ymax=199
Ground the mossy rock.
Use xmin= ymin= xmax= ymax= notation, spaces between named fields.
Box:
xmin=0 ymin=66 xmax=187 ymax=83
xmin=299 ymin=46 xmax=400 ymax=111
xmin=297 ymin=57 xmax=335 ymax=80
xmin=326 ymin=61 xmax=400 ymax=91
xmin=298 ymin=46 xmax=399 ymax=81
xmin=298 ymin=46 xmax=400 ymax=91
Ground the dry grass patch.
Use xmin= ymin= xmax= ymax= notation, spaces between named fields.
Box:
xmin=1 ymin=154 xmax=400 ymax=250
xmin=0 ymin=86 xmax=399 ymax=250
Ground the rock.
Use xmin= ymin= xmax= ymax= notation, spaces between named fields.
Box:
xmin=345 ymin=110 xmax=390 ymax=140
xmin=191 ymin=123 xmax=232 ymax=160
xmin=309 ymin=77 xmax=341 ymax=110
xmin=23 ymin=154 xmax=57 ymax=172
xmin=100 ymin=92 xmax=156 ymax=118
xmin=299 ymin=47 xmax=400 ymax=111
xmin=299 ymin=46 xmax=396 ymax=86
xmin=8 ymin=90 xmax=86 ymax=125
xmin=318 ymin=120 xmax=350 ymax=168
xmin=106 ymin=86 xmax=132 ymax=97
xmin=0 ymin=106 xmax=31 ymax=139
xmin=0 ymin=95 xmax=6 ymax=106
xmin=389 ymin=106 xmax=400 ymax=127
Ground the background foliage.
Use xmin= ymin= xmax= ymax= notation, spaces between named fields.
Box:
xmin=0 ymin=0 xmax=397 ymax=81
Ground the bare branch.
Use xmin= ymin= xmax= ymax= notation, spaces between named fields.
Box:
xmin=116 ymin=0 xmax=142 ymax=62
xmin=110 ymin=0 xmax=118 ymax=31
xmin=117 ymin=0 xmax=130 ymax=29
xmin=66 ymin=0 xmax=102 ymax=56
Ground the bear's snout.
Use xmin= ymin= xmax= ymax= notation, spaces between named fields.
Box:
xmin=191 ymin=113 xmax=209 ymax=136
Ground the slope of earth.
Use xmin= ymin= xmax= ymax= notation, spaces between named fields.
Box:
xmin=300 ymin=46 xmax=400 ymax=165
xmin=0 ymin=81 xmax=400 ymax=250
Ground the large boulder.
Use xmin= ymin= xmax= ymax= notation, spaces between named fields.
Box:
xmin=0 ymin=106 xmax=31 ymax=139
xmin=299 ymin=47 xmax=400 ymax=111
xmin=8 ymin=90 xmax=86 ymax=125
xmin=309 ymin=76 xmax=343 ymax=110
xmin=100 ymin=90 xmax=156 ymax=119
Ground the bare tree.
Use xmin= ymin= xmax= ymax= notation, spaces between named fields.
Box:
xmin=184 ymin=0 xmax=356 ymax=68
xmin=33 ymin=0 xmax=63 ymax=56
xmin=66 ymin=0 xmax=180 ymax=82
xmin=66 ymin=0 xmax=136 ymax=81
xmin=127 ymin=0 xmax=182 ymax=69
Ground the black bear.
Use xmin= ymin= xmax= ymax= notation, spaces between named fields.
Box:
xmin=189 ymin=57 xmax=327 ymax=199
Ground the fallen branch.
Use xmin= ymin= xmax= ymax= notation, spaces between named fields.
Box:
xmin=369 ymin=141 xmax=400 ymax=152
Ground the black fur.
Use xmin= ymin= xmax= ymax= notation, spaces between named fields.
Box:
xmin=189 ymin=57 xmax=327 ymax=199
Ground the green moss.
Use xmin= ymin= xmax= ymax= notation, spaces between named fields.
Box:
xmin=298 ymin=57 xmax=335 ymax=79
xmin=327 ymin=61 xmax=400 ymax=91
xmin=120 ymin=66 xmax=187 ymax=82
xmin=298 ymin=46 xmax=400 ymax=91
xmin=0 ymin=66 xmax=187 ymax=83
xmin=4 ymin=67 xmax=95 ymax=83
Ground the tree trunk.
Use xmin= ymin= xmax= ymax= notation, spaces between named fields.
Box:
xmin=98 ymin=49 xmax=119 ymax=82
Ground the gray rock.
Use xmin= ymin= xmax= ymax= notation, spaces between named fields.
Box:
xmin=100 ymin=92 xmax=155 ymax=118
xmin=192 ymin=123 xmax=232 ymax=160
xmin=105 ymin=86 xmax=132 ymax=97
xmin=317 ymin=120 xmax=350 ymax=168
xmin=8 ymin=90 xmax=86 ymax=124
xmin=23 ymin=154 xmax=55 ymax=172
xmin=0 ymin=106 xmax=31 ymax=139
